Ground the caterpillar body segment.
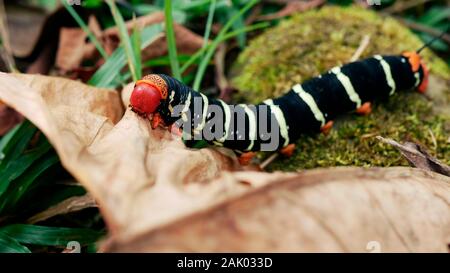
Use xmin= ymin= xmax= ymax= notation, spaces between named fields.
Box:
xmin=129 ymin=52 xmax=428 ymax=157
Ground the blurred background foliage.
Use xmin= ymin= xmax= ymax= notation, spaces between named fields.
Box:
xmin=0 ymin=0 xmax=448 ymax=252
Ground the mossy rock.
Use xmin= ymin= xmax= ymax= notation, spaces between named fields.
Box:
xmin=230 ymin=6 xmax=450 ymax=171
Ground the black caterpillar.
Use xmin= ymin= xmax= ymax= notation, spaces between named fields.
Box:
xmin=129 ymin=51 xmax=429 ymax=163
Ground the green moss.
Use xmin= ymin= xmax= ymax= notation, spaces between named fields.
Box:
xmin=230 ymin=6 xmax=450 ymax=171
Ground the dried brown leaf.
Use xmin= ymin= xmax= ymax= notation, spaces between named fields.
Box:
xmin=103 ymin=167 xmax=450 ymax=253
xmin=0 ymin=73 xmax=257 ymax=239
xmin=27 ymin=194 xmax=97 ymax=224
xmin=1 ymin=73 xmax=450 ymax=252
xmin=56 ymin=16 xmax=101 ymax=72
xmin=103 ymin=12 xmax=203 ymax=62
xmin=377 ymin=136 xmax=450 ymax=177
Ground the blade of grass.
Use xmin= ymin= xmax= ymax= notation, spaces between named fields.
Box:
xmin=221 ymin=22 xmax=269 ymax=41
xmin=0 ymin=153 xmax=59 ymax=213
xmin=164 ymin=0 xmax=182 ymax=80
xmin=131 ymin=16 xmax=142 ymax=80
xmin=61 ymin=0 xmax=108 ymax=60
xmin=88 ymin=24 xmax=163 ymax=87
xmin=192 ymin=0 xmax=259 ymax=90
xmin=107 ymin=0 xmax=139 ymax=82
xmin=418 ymin=7 xmax=450 ymax=26
xmin=88 ymin=46 xmax=127 ymax=88
xmin=143 ymin=54 xmax=196 ymax=67
xmin=0 ymin=121 xmax=36 ymax=163
xmin=227 ymin=2 xmax=246 ymax=48
xmin=0 ymin=141 xmax=52 ymax=198
xmin=202 ymin=0 xmax=216 ymax=49
xmin=180 ymin=21 xmax=268 ymax=74
xmin=0 ymin=232 xmax=31 ymax=253
xmin=0 ymin=122 xmax=21 ymax=161
xmin=0 ymin=224 xmax=103 ymax=247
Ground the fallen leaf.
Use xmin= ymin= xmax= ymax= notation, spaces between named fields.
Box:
xmin=103 ymin=12 xmax=204 ymax=63
xmin=55 ymin=16 xmax=101 ymax=72
xmin=4 ymin=4 xmax=48 ymax=58
xmin=0 ymin=73 xmax=256 ymax=239
xmin=377 ymin=136 xmax=450 ymax=177
xmin=1 ymin=73 xmax=449 ymax=252
xmin=27 ymin=194 xmax=97 ymax=224
xmin=102 ymin=167 xmax=450 ymax=252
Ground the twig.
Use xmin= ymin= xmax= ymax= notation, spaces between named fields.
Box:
xmin=27 ymin=194 xmax=97 ymax=224
xmin=244 ymin=3 xmax=263 ymax=25
xmin=257 ymin=0 xmax=325 ymax=21
xmin=259 ymin=153 xmax=279 ymax=170
xmin=376 ymin=136 xmax=450 ymax=177
xmin=215 ymin=43 xmax=233 ymax=101
xmin=393 ymin=17 xmax=450 ymax=45
xmin=0 ymin=0 xmax=16 ymax=72
xmin=428 ymin=128 xmax=437 ymax=151
xmin=382 ymin=0 xmax=433 ymax=14
xmin=350 ymin=35 xmax=371 ymax=62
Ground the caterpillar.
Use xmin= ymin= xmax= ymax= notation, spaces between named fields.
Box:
xmin=129 ymin=50 xmax=429 ymax=165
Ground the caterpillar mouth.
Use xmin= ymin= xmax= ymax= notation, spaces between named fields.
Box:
xmin=129 ymin=105 xmax=147 ymax=118
xmin=129 ymin=106 xmax=165 ymax=129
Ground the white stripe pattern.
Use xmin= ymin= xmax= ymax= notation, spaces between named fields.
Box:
xmin=292 ymin=84 xmax=326 ymax=126
xmin=217 ymin=99 xmax=231 ymax=143
xmin=239 ymin=104 xmax=257 ymax=151
xmin=414 ymin=72 xmax=420 ymax=87
xmin=181 ymin=92 xmax=191 ymax=122
xmin=331 ymin=67 xmax=362 ymax=108
xmin=374 ymin=55 xmax=396 ymax=95
xmin=263 ymin=99 xmax=290 ymax=147
xmin=193 ymin=93 xmax=208 ymax=134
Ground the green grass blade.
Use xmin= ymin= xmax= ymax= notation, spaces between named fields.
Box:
xmin=0 ymin=232 xmax=31 ymax=253
xmin=107 ymin=0 xmax=138 ymax=82
xmin=227 ymin=4 xmax=246 ymax=48
xmin=61 ymin=0 xmax=108 ymax=60
xmin=180 ymin=21 xmax=268 ymax=75
xmin=88 ymin=46 xmax=126 ymax=88
xmin=192 ymin=0 xmax=258 ymax=90
xmin=164 ymin=0 xmax=182 ymax=80
xmin=89 ymin=24 xmax=163 ymax=87
xmin=131 ymin=16 xmax=142 ymax=80
xmin=143 ymin=54 xmax=194 ymax=67
xmin=0 ymin=224 xmax=103 ymax=247
xmin=0 ymin=123 xmax=21 ymax=161
xmin=0 ymin=141 xmax=52 ymax=198
xmin=0 ymin=121 xmax=36 ymax=163
xmin=202 ymin=0 xmax=216 ymax=49
xmin=418 ymin=7 xmax=450 ymax=27
xmin=0 ymin=153 xmax=59 ymax=213
xmin=220 ymin=22 xmax=269 ymax=41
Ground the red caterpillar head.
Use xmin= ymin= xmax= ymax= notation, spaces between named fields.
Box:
xmin=402 ymin=51 xmax=429 ymax=93
xmin=130 ymin=75 xmax=168 ymax=116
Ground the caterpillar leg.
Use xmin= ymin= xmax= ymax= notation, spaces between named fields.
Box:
xmin=418 ymin=61 xmax=429 ymax=93
xmin=238 ymin=152 xmax=257 ymax=165
xmin=280 ymin=143 xmax=296 ymax=157
xmin=151 ymin=113 xmax=164 ymax=129
xmin=403 ymin=51 xmax=429 ymax=93
xmin=320 ymin=121 xmax=334 ymax=135
xmin=356 ymin=102 xmax=372 ymax=115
